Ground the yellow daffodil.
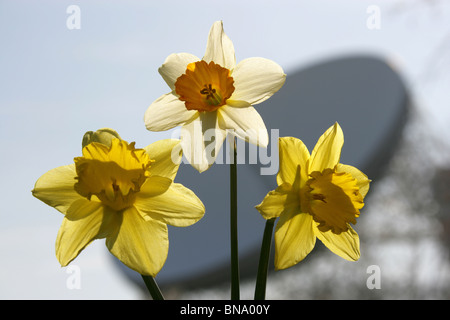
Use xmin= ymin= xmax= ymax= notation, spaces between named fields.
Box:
xmin=144 ymin=21 xmax=286 ymax=172
xmin=255 ymin=123 xmax=370 ymax=270
xmin=32 ymin=133 xmax=205 ymax=276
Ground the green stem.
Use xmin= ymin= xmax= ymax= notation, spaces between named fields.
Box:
xmin=254 ymin=218 xmax=276 ymax=300
xmin=230 ymin=137 xmax=240 ymax=300
xmin=141 ymin=275 xmax=165 ymax=300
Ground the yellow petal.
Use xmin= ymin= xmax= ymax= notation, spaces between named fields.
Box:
xmin=134 ymin=183 xmax=205 ymax=227
xmin=337 ymin=163 xmax=371 ymax=199
xmin=309 ymin=122 xmax=344 ymax=173
xmin=55 ymin=199 xmax=106 ymax=266
xmin=137 ymin=175 xmax=172 ymax=198
xmin=314 ymin=223 xmax=360 ymax=261
xmin=144 ymin=139 xmax=182 ymax=180
xmin=276 ymin=137 xmax=310 ymax=189
xmin=274 ymin=211 xmax=316 ymax=270
xmin=32 ymin=164 xmax=82 ymax=214
xmin=255 ymin=183 xmax=299 ymax=220
xmin=106 ymin=206 xmax=168 ymax=277
xmin=203 ymin=21 xmax=236 ymax=70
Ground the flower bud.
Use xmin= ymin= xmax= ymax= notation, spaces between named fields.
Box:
xmin=82 ymin=128 xmax=122 ymax=148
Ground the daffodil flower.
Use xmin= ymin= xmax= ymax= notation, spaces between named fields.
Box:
xmin=255 ymin=123 xmax=370 ymax=270
xmin=144 ymin=21 xmax=286 ymax=172
xmin=32 ymin=135 xmax=205 ymax=277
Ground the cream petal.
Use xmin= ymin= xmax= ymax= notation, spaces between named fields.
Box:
xmin=309 ymin=122 xmax=344 ymax=173
xmin=255 ymin=183 xmax=299 ymax=220
xmin=135 ymin=183 xmax=205 ymax=227
xmin=337 ymin=163 xmax=371 ymax=199
xmin=55 ymin=199 xmax=106 ymax=266
xmin=218 ymin=105 xmax=268 ymax=147
xmin=32 ymin=164 xmax=82 ymax=215
xmin=106 ymin=206 xmax=169 ymax=277
xmin=225 ymin=100 xmax=251 ymax=108
xmin=274 ymin=211 xmax=316 ymax=270
xmin=180 ymin=112 xmax=226 ymax=172
xmin=203 ymin=21 xmax=236 ymax=70
xmin=276 ymin=137 xmax=310 ymax=189
xmin=314 ymin=223 xmax=361 ymax=261
xmin=144 ymin=139 xmax=182 ymax=180
xmin=144 ymin=93 xmax=197 ymax=131
xmin=158 ymin=53 xmax=200 ymax=90
xmin=229 ymin=57 xmax=286 ymax=105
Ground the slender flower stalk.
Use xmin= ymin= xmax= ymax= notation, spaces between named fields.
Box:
xmin=254 ymin=218 xmax=276 ymax=300
xmin=229 ymin=137 xmax=239 ymax=300
xmin=141 ymin=275 xmax=165 ymax=300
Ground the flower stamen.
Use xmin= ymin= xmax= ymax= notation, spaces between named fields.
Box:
xmin=312 ymin=193 xmax=327 ymax=203
xmin=200 ymin=84 xmax=216 ymax=100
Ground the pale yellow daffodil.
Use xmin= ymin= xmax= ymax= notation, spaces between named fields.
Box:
xmin=32 ymin=135 xmax=205 ymax=276
xmin=144 ymin=21 xmax=286 ymax=172
xmin=256 ymin=123 xmax=370 ymax=270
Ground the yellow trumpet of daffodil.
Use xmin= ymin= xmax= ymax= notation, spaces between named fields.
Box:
xmin=256 ymin=123 xmax=370 ymax=270
xmin=32 ymin=132 xmax=205 ymax=277
xmin=144 ymin=21 xmax=286 ymax=172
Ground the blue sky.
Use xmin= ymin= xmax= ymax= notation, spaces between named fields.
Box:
xmin=1 ymin=0 xmax=449 ymax=299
